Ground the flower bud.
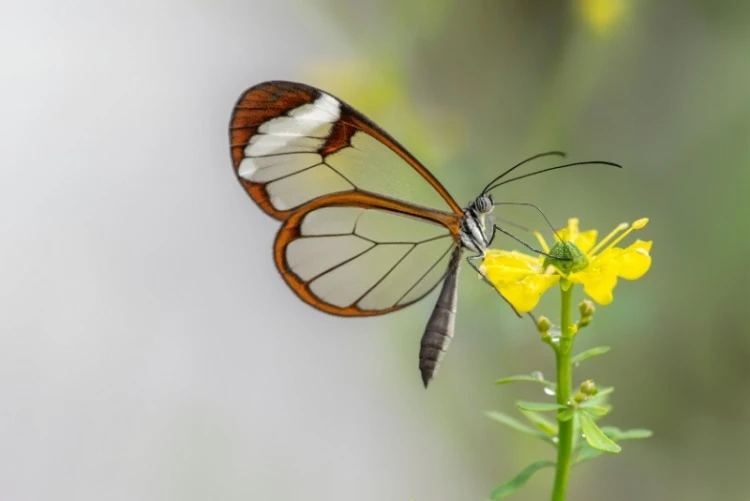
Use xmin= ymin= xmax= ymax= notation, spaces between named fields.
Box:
xmin=579 ymin=299 xmax=596 ymax=318
xmin=579 ymin=379 xmax=598 ymax=396
xmin=536 ymin=315 xmax=552 ymax=334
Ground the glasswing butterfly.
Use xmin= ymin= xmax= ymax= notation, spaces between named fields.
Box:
xmin=228 ymin=81 xmax=618 ymax=386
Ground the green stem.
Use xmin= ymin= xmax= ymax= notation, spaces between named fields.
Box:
xmin=551 ymin=283 xmax=575 ymax=501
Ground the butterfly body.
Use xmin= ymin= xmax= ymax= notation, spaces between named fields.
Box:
xmin=418 ymin=194 xmax=495 ymax=386
xmin=460 ymin=194 xmax=494 ymax=254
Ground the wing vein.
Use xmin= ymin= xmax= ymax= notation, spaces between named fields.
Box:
xmin=305 ymin=241 xmax=377 ymax=284
xmin=396 ymin=241 xmax=457 ymax=305
xmin=262 ymin=162 xmax=325 ymax=184
xmin=322 ymin=159 xmax=357 ymax=191
xmin=350 ymin=244 xmax=417 ymax=308
xmin=246 ymin=151 xmax=318 ymax=159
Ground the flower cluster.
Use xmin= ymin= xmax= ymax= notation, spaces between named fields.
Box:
xmin=481 ymin=218 xmax=652 ymax=313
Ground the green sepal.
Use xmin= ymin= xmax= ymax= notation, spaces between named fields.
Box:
xmin=489 ymin=460 xmax=556 ymax=499
xmin=579 ymin=412 xmax=621 ymax=453
xmin=570 ymin=346 xmax=611 ymax=365
xmin=544 ymin=240 xmax=589 ymax=274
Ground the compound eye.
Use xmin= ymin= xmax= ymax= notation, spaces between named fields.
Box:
xmin=477 ymin=195 xmax=493 ymax=213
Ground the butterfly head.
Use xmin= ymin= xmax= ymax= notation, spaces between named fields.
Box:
xmin=472 ymin=193 xmax=494 ymax=215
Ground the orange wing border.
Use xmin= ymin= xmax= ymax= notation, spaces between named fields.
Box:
xmin=229 ymin=81 xmax=463 ymax=220
xmin=274 ymin=191 xmax=462 ymax=317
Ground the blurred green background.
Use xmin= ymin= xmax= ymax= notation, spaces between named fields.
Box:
xmin=3 ymin=0 xmax=749 ymax=500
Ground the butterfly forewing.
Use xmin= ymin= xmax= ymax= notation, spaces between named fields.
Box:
xmin=229 ymin=81 xmax=463 ymax=219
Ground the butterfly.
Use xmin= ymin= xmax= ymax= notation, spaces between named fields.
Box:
xmin=228 ymin=81 xmax=619 ymax=387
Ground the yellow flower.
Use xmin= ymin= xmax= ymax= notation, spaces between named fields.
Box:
xmin=481 ymin=218 xmax=652 ymax=312
xmin=577 ymin=0 xmax=628 ymax=36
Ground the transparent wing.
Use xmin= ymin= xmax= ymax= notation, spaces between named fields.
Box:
xmin=229 ymin=81 xmax=462 ymax=220
xmin=274 ymin=192 xmax=461 ymax=316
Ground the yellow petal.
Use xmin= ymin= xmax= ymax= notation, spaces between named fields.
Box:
xmin=481 ymin=250 xmax=559 ymax=313
xmin=569 ymin=269 xmax=617 ymax=305
xmin=617 ymin=240 xmax=652 ymax=280
xmin=483 ymin=249 xmax=543 ymax=270
xmin=555 ymin=220 xmax=596 ymax=253
xmin=482 ymin=262 xmax=539 ymax=286
xmin=595 ymin=240 xmax=652 ymax=281
xmin=573 ymin=229 xmax=599 ymax=254
xmin=494 ymin=274 xmax=561 ymax=313
xmin=556 ymin=218 xmax=580 ymax=242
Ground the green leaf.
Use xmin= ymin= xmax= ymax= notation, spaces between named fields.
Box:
xmin=600 ymin=426 xmax=653 ymax=441
xmin=579 ymin=413 xmax=621 ymax=453
xmin=590 ymin=386 xmax=615 ymax=399
xmin=570 ymin=346 xmax=611 ymax=365
xmin=495 ymin=373 xmax=555 ymax=388
xmin=489 ymin=460 xmax=555 ymax=499
xmin=557 ymin=408 xmax=575 ymax=422
xmin=582 ymin=386 xmax=615 ymax=407
xmin=485 ymin=411 xmax=555 ymax=446
xmin=577 ymin=403 xmax=612 ymax=417
xmin=519 ymin=410 xmax=558 ymax=437
xmin=486 ymin=411 xmax=541 ymax=436
xmin=574 ymin=444 xmax=604 ymax=464
xmin=618 ymin=428 xmax=653 ymax=440
xmin=516 ymin=401 xmax=565 ymax=412
xmin=575 ymin=427 xmax=651 ymax=464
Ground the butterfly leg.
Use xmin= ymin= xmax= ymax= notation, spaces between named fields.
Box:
xmin=466 ymin=254 xmax=521 ymax=318
xmin=488 ymin=225 xmax=562 ymax=260
xmin=467 ymin=254 xmax=544 ymax=326
xmin=488 ymin=213 xmax=532 ymax=233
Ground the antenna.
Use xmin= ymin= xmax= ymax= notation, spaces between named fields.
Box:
xmin=484 ymin=160 xmax=622 ymax=193
xmin=481 ymin=151 xmax=567 ymax=194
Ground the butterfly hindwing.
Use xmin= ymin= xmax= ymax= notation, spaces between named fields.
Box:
xmin=274 ymin=191 xmax=460 ymax=316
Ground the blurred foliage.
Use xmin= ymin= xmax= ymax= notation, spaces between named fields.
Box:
xmin=305 ymin=58 xmax=468 ymax=168
xmin=307 ymin=0 xmax=750 ymax=499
